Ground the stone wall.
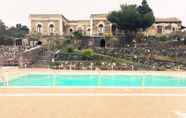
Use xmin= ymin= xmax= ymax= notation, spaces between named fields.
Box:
xmin=0 ymin=57 xmax=5 ymax=66
xmin=18 ymin=46 xmax=44 ymax=67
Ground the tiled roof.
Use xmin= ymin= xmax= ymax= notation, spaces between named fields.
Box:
xmin=30 ymin=14 xmax=182 ymax=24
xmin=155 ymin=17 xmax=181 ymax=23
xmin=69 ymin=20 xmax=89 ymax=23
xmin=30 ymin=14 xmax=63 ymax=17
xmin=90 ymin=14 xmax=107 ymax=17
xmin=29 ymin=14 xmax=69 ymax=21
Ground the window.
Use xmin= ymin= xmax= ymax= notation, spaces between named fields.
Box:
xmin=37 ymin=24 xmax=42 ymax=33
xmin=157 ymin=25 xmax=163 ymax=33
xmin=49 ymin=24 xmax=54 ymax=33
xmin=98 ymin=24 xmax=104 ymax=33
xmin=86 ymin=28 xmax=91 ymax=36
xmin=69 ymin=28 xmax=73 ymax=33
xmin=172 ymin=27 xmax=176 ymax=32
xmin=165 ymin=25 xmax=172 ymax=30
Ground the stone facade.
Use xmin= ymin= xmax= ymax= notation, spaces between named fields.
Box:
xmin=90 ymin=14 xmax=112 ymax=36
xmin=66 ymin=20 xmax=90 ymax=36
xmin=29 ymin=14 xmax=112 ymax=37
xmin=30 ymin=14 xmax=182 ymax=37
xmin=30 ymin=14 xmax=65 ymax=35
xmin=145 ymin=17 xmax=182 ymax=36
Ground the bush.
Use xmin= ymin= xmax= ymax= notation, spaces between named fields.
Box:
xmin=158 ymin=35 xmax=169 ymax=41
xmin=63 ymin=37 xmax=72 ymax=45
xmin=81 ymin=49 xmax=94 ymax=58
xmin=67 ymin=47 xmax=74 ymax=53
xmin=49 ymin=61 xmax=61 ymax=69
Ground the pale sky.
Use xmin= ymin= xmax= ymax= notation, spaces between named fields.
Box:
xmin=0 ymin=0 xmax=186 ymax=27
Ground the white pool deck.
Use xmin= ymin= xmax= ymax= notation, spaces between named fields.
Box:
xmin=1 ymin=67 xmax=186 ymax=80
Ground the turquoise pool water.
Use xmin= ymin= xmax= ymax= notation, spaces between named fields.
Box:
xmin=1 ymin=74 xmax=186 ymax=87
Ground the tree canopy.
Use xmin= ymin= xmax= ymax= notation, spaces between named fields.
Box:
xmin=107 ymin=0 xmax=155 ymax=32
xmin=0 ymin=20 xmax=29 ymax=39
xmin=81 ymin=48 xmax=94 ymax=58
xmin=72 ymin=31 xmax=83 ymax=39
xmin=0 ymin=20 xmax=29 ymax=45
xmin=7 ymin=24 xmax=29 ymax=38
xmin=0 ymin=20 xmax=7 ymax=39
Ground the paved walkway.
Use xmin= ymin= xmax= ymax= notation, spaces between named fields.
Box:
xmin=0 ymin=95 xmax=186 ymax=118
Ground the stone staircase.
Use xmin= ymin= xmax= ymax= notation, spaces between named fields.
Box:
xmin=31 ymin=48 xmax=55 ymax=67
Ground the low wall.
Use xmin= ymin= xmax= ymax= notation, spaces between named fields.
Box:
xmin=0 ymin=57 xmax=5 ymax=66
xmin=18 ymin=46 xmax=44 ymax=67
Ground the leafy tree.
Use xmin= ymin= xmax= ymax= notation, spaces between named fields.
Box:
xmin=0 ymin=20 xmax=6 ymax=40
xmin=0 ymin=20 xmax=29 ymax=45
xmin=138 ymin=0 xmax=152 ymax=14
xmin=108 ymin=5 xmax=141 ymax=31
xmin=73 ymin=31 xmax=83 ymax=39
xmin=7 ymin=24 xmax=29 ymax=38
xmin=72 ymin=31 xmax=83 ymax=47
xmin=107 ymin=0 xmax=155 ymax=44
xmin=61 ymin=37 xmax=75 ymax=50
xmin=138 ymin=0 xmax=155 ymax=30
xmin=0 ymin=20 xmax=10 ymax=45
xmin=63 ymin=37 xmax=72 ymax=45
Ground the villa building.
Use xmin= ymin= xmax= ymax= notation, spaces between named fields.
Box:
xmin=29 ymin=14 xmax=182 ymax=37
xmin=29 ymin=14 xmax=112 ymax=37
xmin=145 ymin=17 xmax=182 ymax=36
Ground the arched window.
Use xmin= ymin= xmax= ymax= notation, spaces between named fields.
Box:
xmin=98 ymin=24 xmax=104 ymax=33
xmin=69 ymin=28 xmax=73 ymax=33
xmin=86 ymin=28 xmax=91 ymax=36
xmin=37 ymin=24 xmax=42 ymax=33
xmin=172 ymin=27 xmax=176 ymax=32
xmin=157 ymin=25 xmax=163 ymax=33
xmin=49 ymin=24 xmax=55 ymax=33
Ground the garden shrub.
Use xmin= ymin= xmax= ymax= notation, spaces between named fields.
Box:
xmin=81 ymin=49 xmax=94 ymax=58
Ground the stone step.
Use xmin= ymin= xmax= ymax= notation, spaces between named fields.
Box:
xmin=30 ymin=49 xmax=55 ymax=67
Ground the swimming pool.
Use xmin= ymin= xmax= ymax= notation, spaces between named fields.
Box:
xmin=1 ymin=74 xmax=186 ymax=87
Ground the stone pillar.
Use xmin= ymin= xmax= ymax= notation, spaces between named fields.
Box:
xmin=59 ymin=16 xmax=63 ymax=35
xmin=90 ymin=18 xmax=93 ymax=36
